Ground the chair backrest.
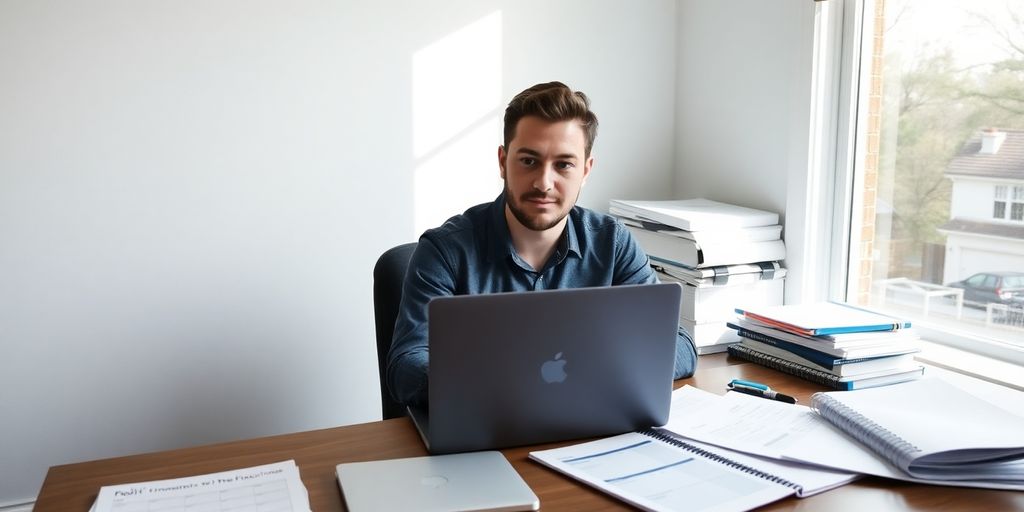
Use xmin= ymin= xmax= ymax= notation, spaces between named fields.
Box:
xmin=372 ymin=242 xmax=417 ymax=420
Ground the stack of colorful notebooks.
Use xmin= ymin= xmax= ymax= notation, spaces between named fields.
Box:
xmin=610 ymin=198 xmax=786 ymax=354
xmin=726 ymin=302 xmax=924 ymax=390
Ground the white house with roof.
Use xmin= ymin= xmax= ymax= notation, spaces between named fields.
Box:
xmin=939 ymin=128 xmax=1024 ymax=284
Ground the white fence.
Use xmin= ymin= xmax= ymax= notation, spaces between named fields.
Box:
xmin=873 ymin=277 xmax=1024 ymax=332
xmin=872 ymin=277 xmax=964 ymax=318
xmin=986 ymin=303 xmax=1024 ymax=329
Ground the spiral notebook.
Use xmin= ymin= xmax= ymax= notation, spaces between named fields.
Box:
xmin=809 ymin=377 xmax=1024 ymax=489
xmin=727 ymin=344 xmax=925 ymax=390
xmin=529 ymin=429 xmax=856 ymax=512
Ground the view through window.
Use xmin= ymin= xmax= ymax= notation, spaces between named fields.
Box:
xmin=845 ymin=0 xmax=1024 ymax=354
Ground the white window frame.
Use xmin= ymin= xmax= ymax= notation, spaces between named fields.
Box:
xmin=1011 ymin=185 xmax=1024 ymax=222
xmin=822 ymin=0 xmax=1024 ymax=371
xmin=995 ymin=185 xmax=1008 ymax=220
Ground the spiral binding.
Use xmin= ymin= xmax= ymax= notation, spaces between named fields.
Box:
xmin=811 ymin=394 xmax=921 ymax=470
xmin=641 ymin=428 xmax=802 ymax=492
xmin=728 ymin=344 xmax=843 ymax=388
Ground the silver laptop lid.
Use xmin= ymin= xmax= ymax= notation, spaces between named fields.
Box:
xmin=422 ymin=283 xmax=681 ymax=454
xmin=337 ymin=451 xmax=539 ymax=511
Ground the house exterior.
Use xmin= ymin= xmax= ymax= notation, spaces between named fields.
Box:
xmin=939 ymin=128 xmax=1024 ymax=285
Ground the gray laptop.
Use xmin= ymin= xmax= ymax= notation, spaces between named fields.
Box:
xmin=409 ymin=282 xmax=682 ymax=454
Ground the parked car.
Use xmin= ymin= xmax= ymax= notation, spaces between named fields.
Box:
xmin=946 ymin=271 xmax=1024 ymax=307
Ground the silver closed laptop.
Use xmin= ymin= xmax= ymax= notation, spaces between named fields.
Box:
xmin=337 ymin=451 xmax=539 ymax=512
xmin=410 ymin=282 xmax=682 ymax=454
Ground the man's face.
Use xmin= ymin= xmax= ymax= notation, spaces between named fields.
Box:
xmin=498 ymin=116 xmax=593 ymax=232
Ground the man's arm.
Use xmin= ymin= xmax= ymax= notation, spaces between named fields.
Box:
xmin=613 ymin=226 xmax=698 ymax=380
xmin=386 ymin=238 xmax=456 ymax=407
xmin=670 ymin=325 xmax=698 ymax=380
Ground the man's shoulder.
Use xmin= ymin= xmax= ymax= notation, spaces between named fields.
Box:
xmin=420 ymin=201 xmax=493 ymax=245
xmin=570 ymin=205 xmax=640 ymax=260
xmin=571 ymin=204 xmax=623 ymax=234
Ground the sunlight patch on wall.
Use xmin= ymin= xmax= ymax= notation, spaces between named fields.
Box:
xmin=412 ymin=11 xmax=502 ymax=235
xmin=413 ymin=118 xmax=501 ymax=235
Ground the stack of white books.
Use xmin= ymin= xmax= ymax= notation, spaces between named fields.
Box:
xmin=610 ymin=198 xmax=786 ymax=354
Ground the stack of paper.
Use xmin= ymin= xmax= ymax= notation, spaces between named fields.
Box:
xmin=610 ymin=198 xmax=785 ymax=269
xmin=611 ymin=198 xmax=786 ymax=354
xmin=610 ymin=198 xmax=779 ymax=232
xmin=663 ymin=383 xmax=1024 ymax=490
xmin=90 ymin=460 xmax=311 ymax=512
xmin=727 ymin=302 xmax=923 ymax=390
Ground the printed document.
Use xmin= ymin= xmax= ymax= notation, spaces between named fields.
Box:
xmin=90 ymin=460 xmax=311 ymax=512
xmin=531 ymin=432 xmax=795 ymax=512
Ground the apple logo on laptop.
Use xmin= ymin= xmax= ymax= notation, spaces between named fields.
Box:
xmin=421 ymin=475 xmax=448 ymax=488
xmin=541 ymin=352 xmax=567 ymax=383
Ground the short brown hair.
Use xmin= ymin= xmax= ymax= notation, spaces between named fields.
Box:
xmin=503 ymin=82 xmax=599 ymax=158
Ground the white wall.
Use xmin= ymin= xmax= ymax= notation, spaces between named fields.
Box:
xmin=0 ymin=0 xmax=678 ymax=503
xmin=674 ymin=0 xmax=813 ymax=215
xmin=949 ymin=177 xmax=1002 ymax=220
xmin=673 ymin=0 xmax=819 ymax=302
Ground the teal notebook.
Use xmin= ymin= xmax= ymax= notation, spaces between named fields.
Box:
xmin=735 ymin=302 xmax=911 ymax=336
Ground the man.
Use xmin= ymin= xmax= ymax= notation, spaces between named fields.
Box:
xmin=387 ymin=81 xmax=697 ymax=407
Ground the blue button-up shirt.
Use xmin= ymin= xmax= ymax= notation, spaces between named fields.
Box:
xmin=386 ymin=194 xmax=697 ymax=407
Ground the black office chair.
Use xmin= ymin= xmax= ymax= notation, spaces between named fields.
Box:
xmin=373 ymin=242 xmax=417 ymax=420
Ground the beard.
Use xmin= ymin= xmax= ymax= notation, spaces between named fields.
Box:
xmin=503 ymin=178 xmax=572 ymax=232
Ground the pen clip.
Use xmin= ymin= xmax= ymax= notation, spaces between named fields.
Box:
xmin=728 ymin=379 xmax=769 ymax=391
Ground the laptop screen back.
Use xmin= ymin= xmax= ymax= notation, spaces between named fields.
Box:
xmin=421 ymin=283 xmax=681 ymax=454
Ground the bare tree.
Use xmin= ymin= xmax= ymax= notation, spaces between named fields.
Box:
xmin=960 ymin=5 xmax=1024 ymax=117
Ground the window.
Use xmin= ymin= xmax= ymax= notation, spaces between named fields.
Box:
xmin=1012 ymin=185 xmax=1024 ymax=221
xmin=833 ymin=0 xmax=1024 ymax=368
xmin=994 ymin=185 xmax=1024 ymax=221
xmin=995 ymin=185 xmax=1007 ymax=220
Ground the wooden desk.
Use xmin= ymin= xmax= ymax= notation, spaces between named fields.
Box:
xmin=35 ymin=355 xmax=1024 ymax=511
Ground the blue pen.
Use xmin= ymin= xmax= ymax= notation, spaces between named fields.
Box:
xmin=727 ymin=379 xmax=798 ymax=404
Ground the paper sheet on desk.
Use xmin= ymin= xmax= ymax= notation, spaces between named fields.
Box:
xmin=663 ymin=386 xmax=905 ymax=478
xmin=89 ymin=460 xmax=311 ymax=512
